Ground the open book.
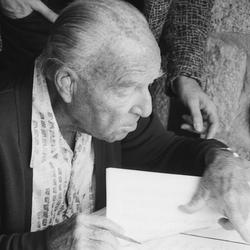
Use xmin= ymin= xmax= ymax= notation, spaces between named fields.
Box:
xmin=106 ymin=168 xmax=249 ymax=249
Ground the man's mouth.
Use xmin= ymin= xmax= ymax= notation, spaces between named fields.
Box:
xmin=124 ymin=122 xmax=138 ymax=131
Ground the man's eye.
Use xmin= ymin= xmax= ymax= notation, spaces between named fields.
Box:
xmin=115 ymin=87 xmax=134 ymax=97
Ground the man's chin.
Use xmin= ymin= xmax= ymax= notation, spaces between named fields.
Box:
xmin=99 ymin=125 xmax=138 ymax=142
xmin=105 ymin=129 xmax=134 ymax=142
xmin=106 ymin=132 xmax=129 ymax=142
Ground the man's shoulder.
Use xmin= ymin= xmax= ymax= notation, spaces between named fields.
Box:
xmin=0 ymin=70 xmax=18 ymax=137
xmin=0 ymin=66 xmax=34 ymax=135
xmin=0 ymin=69 xmax=18 ymax=112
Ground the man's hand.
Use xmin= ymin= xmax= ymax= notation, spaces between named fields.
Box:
xmin=0 ymin=0 xmax=57 ymax=22
xmin=173 ymin=76 xmax=219 ymax=139
xmin=180 ymin=149 xmax=250 ymax=242
xmin=47 ymin=213 xmax=123 ymax=250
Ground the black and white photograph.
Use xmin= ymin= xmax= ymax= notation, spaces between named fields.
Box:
xmin=0 ymin=0 xmax=250 ymax=249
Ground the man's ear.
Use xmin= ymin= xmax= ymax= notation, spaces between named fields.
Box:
xmin=54 ymin=69 xmax=78 ymax=103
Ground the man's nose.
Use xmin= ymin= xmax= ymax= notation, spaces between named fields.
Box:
xmin=131 ymin=89 xmax=152 ymax=118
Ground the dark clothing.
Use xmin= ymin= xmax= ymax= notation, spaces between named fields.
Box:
xmin=0 ymin=0 xmax=71 ymax=71
xmin=162 ymin=0 xmax=215 ymax=88
xmin=0 ymin=66 xmax=225 ymax=249
xmin=126 ymin=0 xmax=144 ymax=11
xmin=0 ymin=0 xmax=140 ymax=72
xmin=0 ymin=11 xmax=51 ymax=71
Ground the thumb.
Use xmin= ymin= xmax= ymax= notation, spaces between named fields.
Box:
xmin=179 ymin=185 xmax=209 ymax=213
xmin=30 ymin=0 xmax=58 ymax=22
xmin=189 ymin=100 xmax=203 ymax=133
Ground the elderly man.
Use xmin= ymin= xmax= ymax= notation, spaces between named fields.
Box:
xmin=0 ymin=0 xmax=218 ymax=139
xmin=0 ymin=0 xmax=249 ymax=249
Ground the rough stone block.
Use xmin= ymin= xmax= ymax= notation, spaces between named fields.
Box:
xmin=202 ymin=35 xmax=247 ymax=132
xmin=211 ymin=0 xmax=250 ymax=33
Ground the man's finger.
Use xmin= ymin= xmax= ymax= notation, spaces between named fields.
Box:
xmin=206 ymin=122 xmax=217 ymax=139
xmin=182 ymin=114 xmax=193 ymax=125
xmin=226 ymin=206 xmax=250 ymax=242
xmin=179 ymin=184 xmax=209 ymax=213
xmin=188 ymin=100 xmax=203 ymax=133
xmin=180 ymin=123 xmax=196 ymax=133
xmin=87 ymin=228 xmax=119 ymax=249
xmin=205 ymin=107 xmax=219 ymax=139
xmin=78 ymin=214 xmax=124 ymax=235
xmin=76 ymin=227 xmax=118 ymax=250
xmin=180 ymin=123 xmax=206 ymax=136
xmin=29 ymin=0 xmax=58 ymax=22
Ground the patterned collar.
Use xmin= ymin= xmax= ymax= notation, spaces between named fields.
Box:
xmin=30 ymin=60 xmax=95 ymax=231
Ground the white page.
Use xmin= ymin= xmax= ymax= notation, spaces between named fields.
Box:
xmin=106 ymin=168 xmax=222 ymax=242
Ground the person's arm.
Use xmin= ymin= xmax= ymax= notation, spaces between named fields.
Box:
xmin=181 ymin=147 xmax=250 ymax=242
xmin=162 ymin=0 xmax=218 ymax=138
xmin=121 ymin=114 xmax=250 ymax=242
xmin=143 ymin=0 xmax=171 ymax=42
xmin=163 ymin=0 xmax=214 ymax=94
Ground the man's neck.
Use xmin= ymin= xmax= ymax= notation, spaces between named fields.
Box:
xmin=60 ymin=129 xmax=77 ymax=151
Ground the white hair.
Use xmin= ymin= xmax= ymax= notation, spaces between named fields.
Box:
xmin=41 ymin=0 xmax=152 ymax=81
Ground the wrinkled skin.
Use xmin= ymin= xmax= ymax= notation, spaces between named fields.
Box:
xmin=173 ymin=76 xmax=219 ymax=139
xmin=47 ymin=213 xmax=124 ymax=250
xmin=181 ymin=149 xmax=250 ymax=242
xmin=53 ymin=37 xmax=162 ymax=143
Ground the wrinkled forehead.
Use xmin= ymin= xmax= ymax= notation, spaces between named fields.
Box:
xmin=119 ymin=40 xmax=161 ymax=85
xmin=90 ymin=36 xmax=162 ymax=87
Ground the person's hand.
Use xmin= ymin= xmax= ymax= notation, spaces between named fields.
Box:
xmin=0 ymin=0 xmax=58 ymax=22
xmin=180 ymin=148 xmax=250 ymax=242
xmin=172 ymin=76 xmax=219 ymax=139
xmin=47 ymin=213 xmax=123 ymax=250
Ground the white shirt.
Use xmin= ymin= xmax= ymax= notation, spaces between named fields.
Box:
xmin=30 ymin=61 xmax=95 ymax=231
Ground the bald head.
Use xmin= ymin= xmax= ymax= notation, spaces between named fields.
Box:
xmin=41 ymin=0 xmax=160 ymax=80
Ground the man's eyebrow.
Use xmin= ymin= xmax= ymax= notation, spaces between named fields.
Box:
xmin=107 ymin=79 xmax=135 ymax=90
xmin=118 ymin=81 xmax=136 ymax=87
xmin=111 ymin=68 xmax=165 ymax=89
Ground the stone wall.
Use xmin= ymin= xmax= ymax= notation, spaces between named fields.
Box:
xmin=204 ymin=0 xmax=250 ymax=158
xmin=211 ymin=0 xmax=250 ymax=33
